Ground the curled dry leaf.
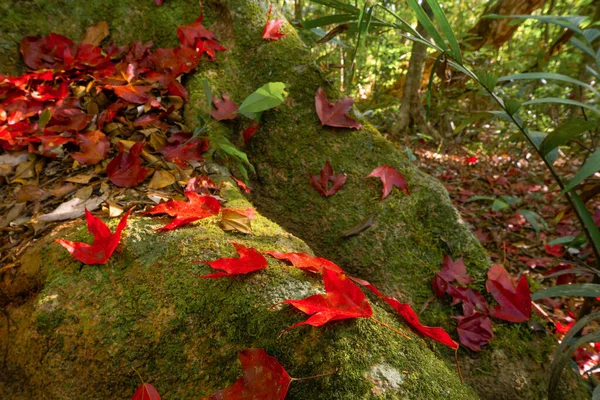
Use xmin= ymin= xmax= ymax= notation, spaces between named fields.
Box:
xmin=262 ymin=5 xmax=286 ymax=41
xmin=70 ymin=130 xmax=109 ymax=165
xmin=201 ymin=242 xmax=268 ymax=278
xmin=37 ymin=194 xmax=108 ymax=222
xmin=367 ymin=165 xmax=409 ymax=199
xmin=310 ymin=160 xmax=346 ymax=197
xmin=145 ymin=191 xmax=221 ymax=231
xmin=106 ymin=142 xmax=152 ymax=188
xmin=220 ymin=207 xmax=256 ymax=234
xmin=201 ymin=348 xmax=291 ymax=400
xmin=210 ymin=93 xmax=238 ymax=121
xmin=232 ymin=177 xmax=251 ymax=193
xmin=81 ymin=21 xmax=110 ymax=47
xmin=314 ymin=87 xmax=362 ymax=129
xmin=54 ymin=207 xmax=132 ymax=265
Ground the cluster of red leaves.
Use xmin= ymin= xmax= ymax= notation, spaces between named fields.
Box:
xmin=1 ymin=12 xmax=223 ymax=174
xmin=433 ymin=255 xmax=531 ymax=351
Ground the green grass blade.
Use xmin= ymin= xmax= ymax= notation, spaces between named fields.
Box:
xmin=425 ymin=0 xmax=461 ymax=63
xmin=561 ymin=148 xmax=600 ymax=194
xmin=523 ymin=97 xmax=600 ymax=115
xmin=540 ymin=118 xmax=597 ymax=155
xmin=302 ymin=14 xmax=357 ymax=29
xmin=405 ymin=0 xmax=449 ymax=52
xmin=532 ymin=283 xmax=600 ymax=300
xmin=499 ymin=72 xmax=600 ymax=98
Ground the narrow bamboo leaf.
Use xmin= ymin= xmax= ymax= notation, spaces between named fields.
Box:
xmin=310 ymin=0 xmax=359 ymax=14
xmin=532 ymin=283 xmax=600 ymax=300
xmin=466 ymin=195 xmax=496 ymax=202
xmin=378 ymin=5 xmax=436 ymax=47
xmin=540 ymin=118 xmax=596 ymax=155
xmin=454 ymin=112 xmax=491 ymax=134
xmin=549 ymin=331 xmax=600 ymax=396
xmin=548 ymin=236 xmax=576 ymax=246
xmin=498 ymin=72 xmax=600 ymax=98
xmin=485 ymin=14 xmax=584 ymax=35
xmin=505 ymin=99 xmax=521 ymax=116
xmin=562 ymin=148 xmax=600 ymax=194
xmin=570 ymin=37 xmax=596 ymax=59
xmin=302 ymin=14 xmax=357 ymax=29
xmin=529 ymin=130 xmax=558 ymax=164
xmin=517 ymin=209 xmax=547 ymax=234
xmin=569 ymin=190 xmax=600 ymax=259
xmin=523 ymin=97 xmax=600 ymax=115
xmin=405 ymin=0 xmax=449 ymax=52
xmin=424 ymin=0 xmax=461 ymax=63
xmin=583 ymin=28 xmax=600 ymax=44
xmin=349 ymin=4 xmax=373 ymax=84
xmin=587 ymin=66 xmax=600 ymax=80
xmin=492 ymin=199 xmax=509 ymax=211
xmin=486 ymin=110 xmax=513 ymax=123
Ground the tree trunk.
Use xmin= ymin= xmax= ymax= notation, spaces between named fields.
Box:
xmin=0 ymin=0 xmax=586 ymax=399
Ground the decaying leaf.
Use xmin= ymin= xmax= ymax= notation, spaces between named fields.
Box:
xmin=314 ymin=87 xmax=362 ymax=129
xmin=81 ymin=21 xmax=110 ymax=46
xmin=211 ymin=93 xmax=238 ymax=121
xmin=36 ymin=194 xmax=108 ymax=222
xmin=220 ymin=207 xmax=255 ymax=234
xmin=106 ymin=142 xmax=152 ymax=188
xmin=148 ymin=169 xmax=176 ymax=189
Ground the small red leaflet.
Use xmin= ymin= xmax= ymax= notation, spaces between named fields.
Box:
xmin=106 ymin=142 xmax=152 ymax=188
xmin=367 ymin=165 xmax=409 ymax=199
xmin=201 ymin=349 xmax=291 ymax=400
xmin=314 ymin=87 xmax=362 ymax=129
xmin=432 ymin=255 xmax=473 ymax=298
xmin=310 ymin=160 xmax=347 ymax=197
xmin=201 ymin=242 xmax=268 ymax=278
xmin=454 ymin=312 xmax=493 ymax=352
xmin=55 ymin=208 xmax=132 ymax=265
xmin=131 ymin=383 xmax=161 ymax=400
xmin=281 ymin=269 xmax=372 ymax=333
xmin=262 ymin=5 xmax=286 ymax=41
xmin=211 ymin=93 xmax=238 ymax=120
xmin=145 ymin=192 xmax=221 ymax=231
xmin=485 ymin=264 xmax=531 ymax=323
xmin=265 ymin=250 xmax=344 ymax=274
xmin=242 ymin=120 xmax=260 ymax=144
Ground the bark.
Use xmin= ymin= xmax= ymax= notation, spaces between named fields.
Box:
xmin=0 ymin=0 xmax=587 ymax=398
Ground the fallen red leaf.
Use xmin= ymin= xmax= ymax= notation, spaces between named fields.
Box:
xmin=383 ymin=297 xmax=459 ymax=350
xmin=55 ymin=208 xmax=132 ymax=265
xmin=242 ymin=120 xmax=260 ymax=144
xmin=265 ymin=250 xmax=344 ymax=274
xmin=367 ymin=165 xmax=409 ymax=199
xmin=446 ymin=285 xmax=489 ymax=315
xmin=201 ymin=348 xmax=291 ymax=400
xmin=106 ymin=142 xmax=152 ymax=188
xmin=454 ymin=312 xmax=493 ymax=351
xmin=314 ymin=87 xmax=362 ymax=129
xmin=131 ymin=383 xmax=162 ymax=400
xmin=157 ymin=132 xmax=209 ymax=166
xmin=262 ymin=5 xmax=286 ymax=41
xmin=282 ymin=269 xmax=372 ymax=332
xmin=70 ymin=130 xmax=109 ymax=165
xmin=463 ymin=156 xmax=478 ymax=165
xmin=211 ymin=93 xmax=238 ymax=121
xmin=154 ymin=0 xmax=164 ymax=5
xmin=545 ymin=264 xmax=576 ymax=285
xmin=485 ymin=264 xmax=531 ymax=323
xmin=177 ymin=15 xmax=226 ymax=60
xmin=185 ymin=175 xmax=218 ymax=194
xmin=545 ymin=243 xmax=563 ymax=257
xmin=146 ymin=191 xmax=221 ymax=231
xmin=310 ymin=160 xmax=346 ymax=197
xmin=201 ymin=242 xmax=268 ymax=278
xmin=233 ymin=177 xmax=251 ymax=193
xmin=433 ymin=255 xmax=473 ymax=297
xmin=110 ymin=85 xmax=154 ymax=104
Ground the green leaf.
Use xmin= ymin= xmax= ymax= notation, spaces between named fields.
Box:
xmin=477 ymin=71 xmax=498 ymax=92
xmin=405 ymin=0 xmax=449 ymax=52
xmin=238 ymin=82 xmax=288 ymax=119
xmin=587 ymin=65 xmax=600 ymax=80
xmin=453 ymin=112 xmax=491 ymax=134
xmin=424 ymin=0 xmax=462 ymax=63
xmin=584 ymin=28 xmax=600 ymax=44
xmin=38 ymin=109 xmax=51 ymax=129
xmin=349 ymin=4 xmax=373 ymax=84
xmin=539 ymin=118 xmax=596 ymax=155
xmin=562 ymin=148 xmax=600 ymax=194
xmin=309 ymin=0 xmax=359 ymax=14
xmin=209 ymin=133 xmax=255 ymax=178
xmin=466 ymin=195 xmax=496 ymax=202
xmin=485 ymin=14 xmax=584 ymax=35
xmin=532 ymin=283 xmax=600 ymax=300
xmin=570 ymin=37 xmax=596 ymax=59
xmin=517 ymin=209 xmax=547 ymax=234
xmin=302 ymin=14 xmax=357 ymax=29
xmin=492 ymin=199 xmax=509 ymax=211
xmin=548 ymin=236 xmax=576 ymax=246
xmin=499 ymin=72 xmax=600 ymax=98
xmin=505 ymin=99 xmax=521 ymax=116
xmin=522 ymin=97 xmax=600 ymax=115
xmin=528 ymin=130 xmax=558 ymax=164
xmin=593 ymin=385 xmax=600 ymax=400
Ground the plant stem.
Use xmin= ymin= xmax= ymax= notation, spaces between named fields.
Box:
xmin=371 ymin=317 xmax=411 ymax=339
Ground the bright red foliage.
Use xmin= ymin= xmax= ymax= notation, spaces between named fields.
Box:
xmin=146 ymin=192 xmax=221 ymax=231
xmin=545 ymin=243 xmax=563 ymax=257
xmin=262 ymin=5 xmax=286 ymax=41
xmin=282 ymin=269 xmax=372 ymax=333
xmin=55 ymin=208 xmax=132 ymax=265
xmin=314 ymin=88 xmax=362 ymax=129
xmin=265 ymin=250 xmax=344 ymax=274
xmin=309 ymin=160 xmax=347 ymax=197
xmin=201 ymin=348 xmax=291 ymax=400
xmin=367 ymin=165 xmax=410 ymax=199
xmin=131 ymin=383 xmax=162 ymax=400
xmin=382 ymin=297 xmax=459 ymax=350
xmin=201 ymin=242 xmax=268 ymax=279
xmin=106 ymin=142 xmax=152 ymax=188
xmin=485 ymin=264 xmax=531 ymax=323
xmin=177 ymin=15 xmax=226 ymax=60
xmin=211 ymin=93 xmax=238 ymax=120
xmin=242 ymin=121 xmax=260 ymax=144
xmin=233 ymin=177 xmax=251 ymax=193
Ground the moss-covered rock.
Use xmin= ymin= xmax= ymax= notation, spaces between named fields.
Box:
xmin=0 ymin=182 xmax=475 ymax=399
xmin=0 ymin=0 xmax=587 ymax=398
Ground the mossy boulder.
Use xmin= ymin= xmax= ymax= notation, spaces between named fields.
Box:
xmin=0 ymin=183 xmax=475 ymax=399
xmin=0 ymin=0 xmax=587 ymax=398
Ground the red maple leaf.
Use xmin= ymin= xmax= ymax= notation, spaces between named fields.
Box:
xmin=454 ymin=312 xmax=493 ymax=351
xmin=262 ymin=5 xmax=286 ymax=41
xmin=265 ymin=250 xmax=344 ymax=274
xmin=110 ymin=85 xmax=154 ymax=104
xmin=242 ymin=120 xmax=260 ymax=144
xmin=211 ymin=93 xmax=238 ymax=120
xmin=432 ymin=254 xmax=473 ymax=297
xmin=201 ymin=348 xmax=291 ymax=400
xmin=314 ymin=87 xmax=362 ymax=129
xmin=367 ymin=165 xmax=410 ymax=199
xmin=177 ymin=16 xmax=226 ymax=60
xmin=70 ymin=130 xmax=109 ymax=165
xmin=281 ymin=269 xmax=372 ymax=333
xmin=309 ymin=160 xmax=347 ymax=197
xmin=545 ymin=243 xmax=563 ymax=257
xmin=201 ymin=242 xmax=268 ymax=278
xmin=485 ymin=264 xmax=531 ymax=323
xmin=156 ymin=132 xmax=209 ymax=166
xmin=106 ymin=142 xmax=152 ymax=188
xmin=55 ymin=208 xmax=132 ymax=265
xmin=446 ymin=285 xmax=489 ymax=315
xmin=382 ymin=297 xmax=459 ymax=350
xmin=146 ymin=192 xmax=221 ymax=231
xmin=131 ymin=383 xmax=161 ymax=400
